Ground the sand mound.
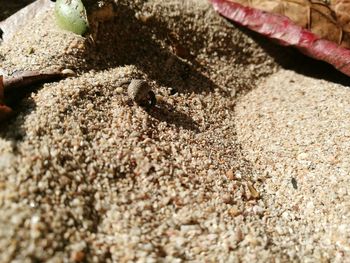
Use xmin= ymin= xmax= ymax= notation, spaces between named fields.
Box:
xmin=0 ymin=0 xmax=348 ymax=262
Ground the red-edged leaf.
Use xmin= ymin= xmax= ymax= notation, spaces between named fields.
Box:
xmin=0 ymin=76 xmax=13 ymax=122
xmin=211 ymin=0 xmax=350 ymax=77
xmin=0 ymin=104 xmax=13 ymax=121
xmin=0 ymin=69 xmax=73 ymax=123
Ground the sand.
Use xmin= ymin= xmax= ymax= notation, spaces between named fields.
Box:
xmin=0 ymin=0 xmax=349 ymax=262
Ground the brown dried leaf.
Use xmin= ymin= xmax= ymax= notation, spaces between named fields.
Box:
xmin=212 ymin=0 xmax=350 ymax=77
xmin=230 ymin=0 xmax=350 ymax=48
xmin=0 ymin=69 xmax=72 ymax=123
xmin=0 ymin=76 xmax=13 ymax=121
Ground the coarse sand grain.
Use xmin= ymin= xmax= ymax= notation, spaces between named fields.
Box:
xmin=0 ymin=0 xmax=349 ymax=262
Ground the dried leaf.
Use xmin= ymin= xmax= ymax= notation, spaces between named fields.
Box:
xmin=227 ymin=0 xmax=350 ymax=48
xmin=0 ymin=76 xmax=13 ymax=122
xmin=0 ymin=69 xmax=72 ymax=123
xmin=211 ymin=0 xmax=350 ymax=77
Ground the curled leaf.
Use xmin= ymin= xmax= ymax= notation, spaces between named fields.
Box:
xmin=0 ymin=76 xmax=13 ymax=122
xmin=211 ymin=0 xmax=350 ymax=77
xmin=0 ymin=69 xmax=73 ymax=124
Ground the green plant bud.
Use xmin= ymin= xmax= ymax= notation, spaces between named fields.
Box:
xmin=54 ymin=0 xmax=89 ymax=35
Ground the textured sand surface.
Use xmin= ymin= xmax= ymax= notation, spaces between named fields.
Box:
xmin=0 ymin=0 xmax=349 ymax=262
xmin=236 ymin=70 xmax=350 ymax=261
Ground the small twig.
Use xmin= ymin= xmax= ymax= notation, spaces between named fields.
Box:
xmin=0 ymin=69 xmax=74 ymax=122
xmin=3 ymin=69 xmax=74 ymax=93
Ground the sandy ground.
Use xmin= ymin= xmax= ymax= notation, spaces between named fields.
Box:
xmin=0 ymin=0 xmax=349 ymax=262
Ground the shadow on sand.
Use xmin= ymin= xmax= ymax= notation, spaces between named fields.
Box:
xmin=222 ymin=19 xmax=350 ymax=87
